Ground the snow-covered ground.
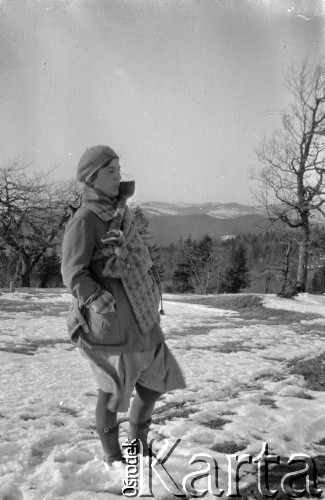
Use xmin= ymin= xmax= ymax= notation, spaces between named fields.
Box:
xmin=264 ymin=292 xmax=325 ymax=317
xmin=1 ymin=290 xmax=325 ymax=499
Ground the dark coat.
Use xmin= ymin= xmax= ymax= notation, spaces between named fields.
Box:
xmin=61 ymin=206 xmax=164 ymax=353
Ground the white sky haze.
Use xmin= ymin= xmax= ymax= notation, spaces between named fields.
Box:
xmin=0 ymin=0 xmax=324 ymax=204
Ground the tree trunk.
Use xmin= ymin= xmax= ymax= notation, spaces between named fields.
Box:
xmin=279 ymin=241 xmax=292 ymax=295
xmin=264 ymin=272 xmax=271 ymax=294
xmin=296 ymin=223 xmax=310 ymax=293
xmin=16 ymin=255 xmax=32 ymax=287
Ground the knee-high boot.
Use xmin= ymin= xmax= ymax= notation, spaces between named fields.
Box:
xmin=98 ymin=424 xmax=124 ymax=465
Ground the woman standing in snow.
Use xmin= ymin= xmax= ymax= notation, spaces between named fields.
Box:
xmin=61 ymin=145 xmax=185 ymax=465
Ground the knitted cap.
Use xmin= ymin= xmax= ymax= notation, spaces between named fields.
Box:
xmin=76 ymin=145 xmax=119 ymax=182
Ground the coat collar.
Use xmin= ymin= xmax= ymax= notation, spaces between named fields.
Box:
xmin=81 ymin=185 xmax=118 ymax=222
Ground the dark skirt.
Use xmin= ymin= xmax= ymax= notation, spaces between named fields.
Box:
xmin=80 ymin=341 xmax=186 ymax=412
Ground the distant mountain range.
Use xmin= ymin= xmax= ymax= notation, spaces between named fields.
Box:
xmin=140 ymin=202 xmax=270 ymax=245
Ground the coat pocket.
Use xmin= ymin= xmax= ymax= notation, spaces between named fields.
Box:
xmin=85 ymin=308 xmax=119 ymax=341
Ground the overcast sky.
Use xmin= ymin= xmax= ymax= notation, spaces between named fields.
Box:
xmin=1 ymin=0 xmax=324 ymax=205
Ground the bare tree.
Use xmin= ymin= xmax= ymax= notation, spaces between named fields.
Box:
xmin=253 ymin=59 xmax=325 ymax=292
xmin=251 ymin=264 xmax=277 ymax=294
xmin=0 ymin=161 xmax=78 ymax=286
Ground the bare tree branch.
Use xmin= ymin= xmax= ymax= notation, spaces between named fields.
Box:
xmin=252 ymin=59 xmax=325 ymax=292
xmin=0 ymin=161 xmax=79 ymax=286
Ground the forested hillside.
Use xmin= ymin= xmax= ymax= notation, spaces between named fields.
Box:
xmin=157 ymin=227 xmax=325 ymax=295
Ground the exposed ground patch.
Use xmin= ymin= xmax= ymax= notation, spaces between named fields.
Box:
xmin=259 ymin=397 xmax=278 ymax=408
xmin=165 ymin=294 xmax=263 ymax=310
xmin=237 ymin=456 xmax=323 ymax=500
xmin=288 ymin=353 xmax=325 ymax=391
xmin=165 ymin=295 xmax=324 ymax=327
xmin=210 ymin=441 xmax=247 ymax=454
xmin=153 ymin=400 xmax=199 ymax=424
xmin=59 ymin=406 xmax=79 ymax=418
xmin=164 ymin=323 xmax=237 ymax=339
xmin=0 ymin=338 xmax=71 ymax=356
xmin=200 ymin=417 xmax=231 ymax=430
xmin=0 ymin=299 xmax=69 ymax=317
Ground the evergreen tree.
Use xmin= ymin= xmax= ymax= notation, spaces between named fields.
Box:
xmin=159 ymin=242 xmax=178 ymax=285
xmin=222 ymin=243 xmax=250 ymax=293
xmin=132 ymin=206 xmax=151 ymax=242
xmin=188 ymin=234 xmax=216 ymax=294
xmin=171 ymin=234 xmax=221 ymax=294
xmin=194 ymin=234 xmax=214 ymax=266
xmin=171 ymin=236 xmax=196 ymax=293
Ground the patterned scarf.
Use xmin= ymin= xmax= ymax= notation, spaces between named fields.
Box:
xmin=92 ymin=207 xmax=152 ymax=276
xmin=92 ymin=206 xmax=161 ymax=336
xmin=81 ymin=184 xmax=118 ymax=222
